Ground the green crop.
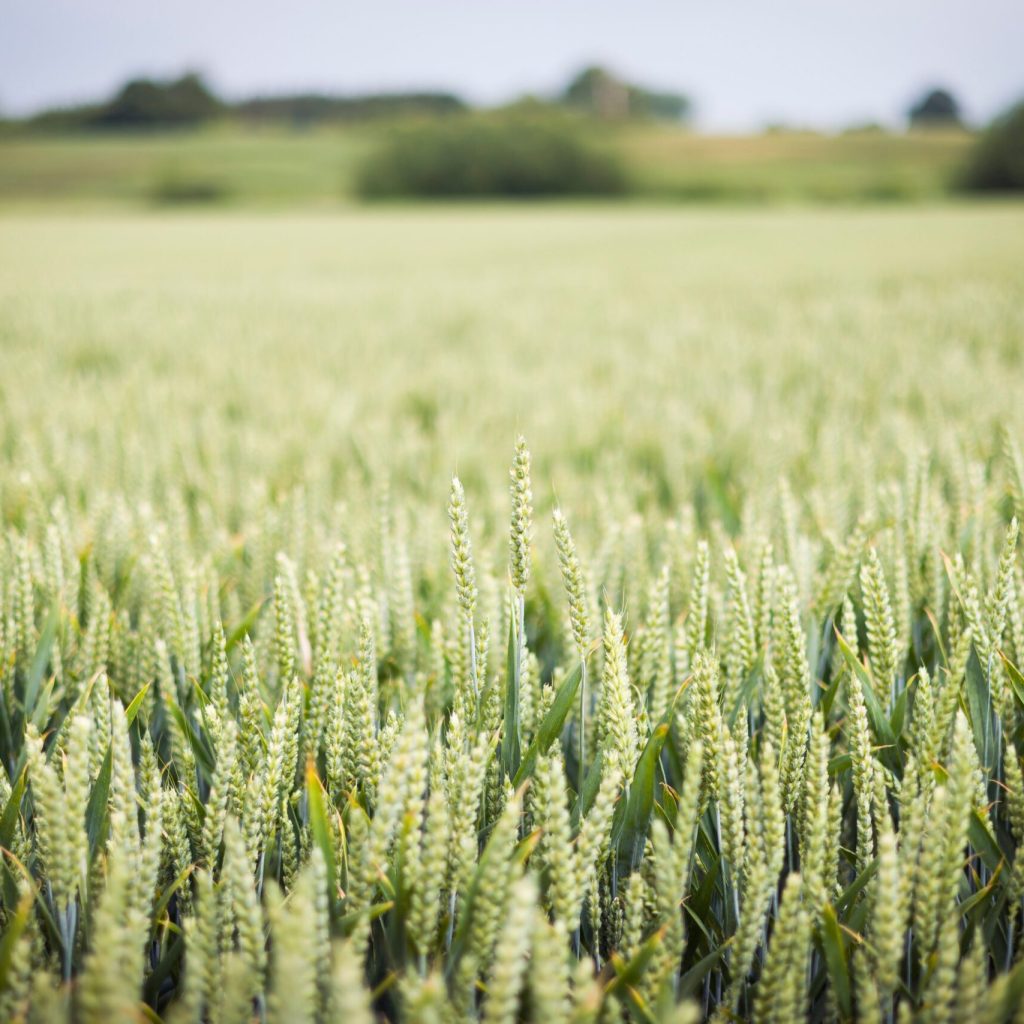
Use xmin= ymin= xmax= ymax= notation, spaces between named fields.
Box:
xmin=1 ymin=206 xmax=1024 ymax=1023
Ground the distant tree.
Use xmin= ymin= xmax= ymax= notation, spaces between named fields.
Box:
xmin=235 ymin=92 xmax=465 ymax=127
xmin=562 ymin=66 xmax=690 ymax=123
xmin=24 ymin=83 xmax=464 ymax=133
xmin=960 ymin=101 xmax=1024 ymax=191
xmin=908 ymin=87 xmax=961 ymax=127
xmin=631 ymin=87 xmax=690 ymax=122
xmin=90 ymin=73 xmax=221 ymax=128
xmin=563 ymin=67 xmax=631 ymax=119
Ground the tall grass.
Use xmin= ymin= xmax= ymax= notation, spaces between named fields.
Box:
xmin=1 ymin=433 xmax=1024 ymax=1022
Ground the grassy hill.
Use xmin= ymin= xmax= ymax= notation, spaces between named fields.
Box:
xmin=0 ymin=123 xmax=973 ymax=208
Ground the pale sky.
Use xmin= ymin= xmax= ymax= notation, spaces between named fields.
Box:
xmin=1 ymin=0 xmax=1021 ymax=130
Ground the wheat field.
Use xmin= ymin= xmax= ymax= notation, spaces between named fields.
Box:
xmin=1 ymin=204 xmax=1024 ymax=1023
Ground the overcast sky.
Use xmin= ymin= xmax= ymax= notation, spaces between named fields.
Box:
xmin=2 ymin=0 xmax=1022 ymax=130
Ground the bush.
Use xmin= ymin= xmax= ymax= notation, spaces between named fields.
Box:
xmin=961 ymin=101 xmax=1024 ymax=191
xmin=149 ymin=166 xmax=229 ymax=205
xmin=356 ymin=111 xmax=627 ymax=198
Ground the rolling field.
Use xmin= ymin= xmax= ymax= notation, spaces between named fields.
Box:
xmin=620 ymin=126 xmax=971 ymax=201
xmin=2 ymin=203 xmax=1024 ymax=1022
xmin=0 ymin=125 xmax=973 ymax=207
xmin=0 ymin=129 xmax=375 ymax=207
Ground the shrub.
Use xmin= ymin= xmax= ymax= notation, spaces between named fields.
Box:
xmin=149 ymin=166 xmax=230 ymax=205
xmin=356 ymin=111 xmax=627 ymax=198
xmin=961 ymin=101 xmax=1024 ymax=192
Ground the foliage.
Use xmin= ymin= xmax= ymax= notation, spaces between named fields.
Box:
xmin=149 ymin=165 xmax=230 ymax=205
xmin=0 ymin=206 xmax=1023 ymax=1021
xmin=94 ymin=74 xmax=223 ymax=129
xmin=30 ymin=73 xmax=223 ymax=132
xmin=961 ymin=101 xmax=1024 ymax=192
xmin=908 ymin=87 xmax=962 ymax=128
xmin=23 ymin=76 xmax=463 ymax=134
xmin=234 ymin=92 xmax=466 ymax=127
xmin=355 ymin=110 xmax=628 ymax=198
xmin=561 ymin=66 xmax=691 ymax=122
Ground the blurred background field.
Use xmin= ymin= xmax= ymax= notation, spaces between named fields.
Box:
xmin=1 ymin=57 xmax=1019 ymax=209
xmin=0 ymin=121 xmax=976 ymax=208
xmin=3 ymin=203 xmax=1022 ymax=526
xmin=0 ymin=129 xmax=375 ymax=208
